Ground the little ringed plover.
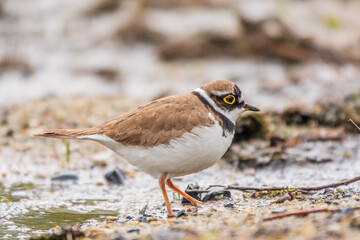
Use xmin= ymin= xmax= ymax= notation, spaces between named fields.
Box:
xmin=34 ymin=79 xmax=260 ymax=217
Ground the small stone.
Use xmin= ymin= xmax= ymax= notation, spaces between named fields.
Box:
xmin=224 ymin=203 xmax=234 ymax=208
xmin=274 ymin=193 xmax=293 ymax=203
xmin=176 ymin=210 xmax=188 ymax=217
xmin=105 ymin=167 xmax=126 ymax=185
xmin=323 ymin=188 xmax=334 ymax=194
xmin=6 ymin=129 xmax=14 ymax=137
xmin=51 ymin=173 xmax=78 ymax=182
xmin=126 ymin=228 xmax=140 ymax=234
xmin=343 ymin=193 xmax=351 ymax=198
xmin=336 ymin=186 xmax=349 ymax=193
xmin=125 ymin=215 xmax=132 ymax=220
xmin=137 ymin=216 xmax=148 ymax=222
xmin=271 ymin=208 xmax=287 ymax=214
xmin=148 ymin=216 xmax=159 ymax=222
xmin=113 ymin=235 xmax=124 ymax=240
xmin=182 ymin=184 xmax=202 ymax=205
xmin=202 ymin=190 xmax=231 ymax=202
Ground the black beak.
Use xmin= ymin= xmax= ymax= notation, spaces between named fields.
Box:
xmin=243 ymin=103 xmax=260 ymax=112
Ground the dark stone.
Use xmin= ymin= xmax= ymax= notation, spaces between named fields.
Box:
xmin=181 ymin=184 xmax=202 ymax=205
xmin=105 ymin=167 xmax=126 ymax=185
xmin=153 ymin=230 xmax=186 ymax=240
xmin=137 ymin=216 xmax=148 ymax=222
xmin=202 ymin=190 xmax=231 ymax=202
xmin=274 ymin=193 xmax=293 ymax=203
xmin=126 ymin=228 xmax=140 ymax=234
xmin=5 ymin=129 xmax=14 ymax=137
xmin=51 ymin=173 xmax=78 ymax=182
xmin=125 ymin=215 xmax=132 ymax=220
xmin=323 ymin=188 xmax=334 ymax=194
xmin=113 ymin=235 xmax=124 ymax=240
xmin=224 ymin=203 xmax=234 ymax=208
xmin=343 ymin=193 xmax=351 ymax=198
xmin=176 ymin=210 xmax=188 ymax=217
xmin=271 ymin=208 xmax=287 ymax=214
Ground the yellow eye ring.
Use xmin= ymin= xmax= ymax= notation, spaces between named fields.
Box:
xmin=223 ymin=95 xmax=236 ymax=104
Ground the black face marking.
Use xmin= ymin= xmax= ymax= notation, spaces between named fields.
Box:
xmin=210 ymin=93 xmax=243 ymax=111
xmin=234 ymin=85 xmax=242 ymax=98
xmin=239 ymin=99 xmax=245 ymax=108
xmin=207 ymin=84 xmax=244 ymax=111
xmin=192 ymin=91 xmax=235 ymax=137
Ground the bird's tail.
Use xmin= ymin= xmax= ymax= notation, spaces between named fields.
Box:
xmin=33 ymin=128 xmax=100 ymax=139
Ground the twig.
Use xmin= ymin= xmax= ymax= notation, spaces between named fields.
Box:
xmin=185 ymin=175 xmax=360 ymax=194
xmin=264 ymin=206 xmax=360 ymax=221
xmin=206 ymin=185 xmax=226 ymax=190
xmin=295 ymin=175 xmax=360 ymax=191
xmin=349 ymin=119 xmax=360 ymax=134
xmin=226 ymin=186 xmax=287 ymax=192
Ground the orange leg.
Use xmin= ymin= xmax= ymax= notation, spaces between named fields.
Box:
xmin=166 ymin=178 xmax=203 ymax=207
xmin=159 ymin=173 xmax=175 ymax=217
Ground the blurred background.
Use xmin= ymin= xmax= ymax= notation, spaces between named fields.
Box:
xmin=1 ymin=0 xmax=359 ymax=110
xmin=1 ymin=0 xmax=360 ymax=239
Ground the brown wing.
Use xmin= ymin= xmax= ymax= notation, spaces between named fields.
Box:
xmin=96 ymin=93 xmax=214 ymax=147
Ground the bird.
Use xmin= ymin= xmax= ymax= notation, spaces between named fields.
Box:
xmin=34 ymin=79 xmax=260 ymax=217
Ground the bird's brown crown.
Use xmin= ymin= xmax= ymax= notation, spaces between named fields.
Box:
xmin=200 ymin=80 xmax=241 ymax=97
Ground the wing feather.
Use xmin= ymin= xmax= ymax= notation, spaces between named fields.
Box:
xmin=97 ymin=93 xmax=214 ymax=147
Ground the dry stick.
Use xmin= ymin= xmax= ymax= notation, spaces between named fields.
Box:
xmin=295 ymin=175 xmax=360 ymax=191
xmin=264 ymin=206 xmax=360 ymax=221
xmin=185 ymin=175 xmax=360 ymax=194
xmin=349 ymin=119 xmax=360 ymax=134
xmin=227 ymin=175 xmax=360 ymax=192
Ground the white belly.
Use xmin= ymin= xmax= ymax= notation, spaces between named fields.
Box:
xmin=81 ymin=123 xmax=234 ymax=178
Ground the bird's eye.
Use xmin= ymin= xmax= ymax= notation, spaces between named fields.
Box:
xmin=223 ymin=95 xmax=236 ymax=104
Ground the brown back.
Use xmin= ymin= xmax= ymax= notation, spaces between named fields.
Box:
xmin=96 ymin=93 xmax=214 ymax=147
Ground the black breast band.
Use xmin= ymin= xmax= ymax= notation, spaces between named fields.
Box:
xmin=192 ymin=91 xmax=235 ymax=137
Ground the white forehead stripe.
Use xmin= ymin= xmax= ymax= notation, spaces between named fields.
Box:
xmin=211 ymin=90 xmax=232 ymax=97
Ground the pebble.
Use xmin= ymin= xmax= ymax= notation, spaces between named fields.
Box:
xmin=323 ymin=188 xmax=334 ymax=194
xmin=271 ymin=208 xmax=287 ymax=214
xmin=274 ymin=193 xmax=293 ymax=203
xmin=51 ymin=173 xmax=78 ymax=182
xmin=202 ymin=190 xmax=231 ymax=202
xmin=113 ymin=235 xmax=124 ymax=240
xmin=176 ymin=210 xmax=188 ymax=217
xmin=105 ymin=167 xmax=126 ymax=185
xmin=137 ymin=216 xmax=148 ymax=222
xmin=224 ymin=203 xmax=235 ymax=208
xmin=126 ymin=228 xmax=140 ymax=234
xmin=182 ymin=184 xmax=202 ymax=205
xmin=343 ymin=193 xmax=352 ymax=198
